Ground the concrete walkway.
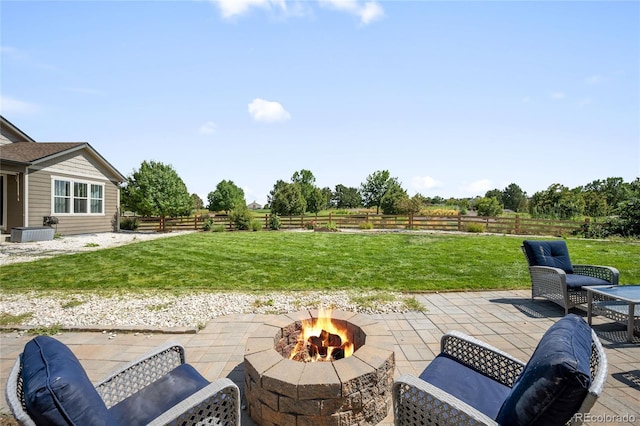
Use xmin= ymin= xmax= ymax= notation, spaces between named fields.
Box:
xmin=1 ymin=290 xmax=638 ymax=425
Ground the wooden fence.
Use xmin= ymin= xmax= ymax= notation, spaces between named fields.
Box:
xmin=123 ymin=213 xmax=589 ymax=237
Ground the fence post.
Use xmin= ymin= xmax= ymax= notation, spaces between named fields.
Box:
xmin=409 ymin=213 xmax=413 ymax=229
xmin=301 ymin=214 xmax=304 ymax=228
xmin=457 ymin=215 xmax=462 ymax=232
xmin=515 ymin=215 xmax=520 ymax=234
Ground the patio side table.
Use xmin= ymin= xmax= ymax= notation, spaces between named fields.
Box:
xmin=586 ymin=285 xmax=640 ymax=342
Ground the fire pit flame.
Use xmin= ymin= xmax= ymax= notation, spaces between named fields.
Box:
xmin=289 ymin=308 xmax=354 ymax=362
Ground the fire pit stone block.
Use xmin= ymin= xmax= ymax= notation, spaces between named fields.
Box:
xmin=244 ymin=310 xmax=395 ymax=426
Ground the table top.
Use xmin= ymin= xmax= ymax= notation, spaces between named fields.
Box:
xmin=586 ymin=285 xmax=640 ymax=303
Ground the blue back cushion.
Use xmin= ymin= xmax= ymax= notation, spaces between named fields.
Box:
xmin=496 ymin=314 xmax=592 ymax=426
xmin=523 ymin=240 xmax=574 ymax=273
xmin=21 ymin=336 xmax=113 ymax=426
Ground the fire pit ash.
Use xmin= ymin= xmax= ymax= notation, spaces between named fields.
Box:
xmin=244 ymin=309 xmax=395 ymax=426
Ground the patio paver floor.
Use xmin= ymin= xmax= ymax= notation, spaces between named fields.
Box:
xmin=1 ymin=289 xmax=638 ymax=425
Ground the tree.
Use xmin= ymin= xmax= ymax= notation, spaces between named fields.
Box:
xmin=501 ymin=183 xmax=527 ymax=212
xmin=380 ymin=182 xmax=408 ymax=215
xmin=191 ymin=193 xmax=204 ymax=210
xmin=583 ymin=177 xmax=632 ymax=215
xmin=270 ymin=182 xmax=307 ymax=216
xmin=305 ymin=187 xmax=327 ymax=214
xmin=475 ymin=197 xmax=503 ymax=216
xmin=291 ymin=169 xmax=318 ymax=209
xmin=333 ymin=184 xmax=361 ymax=209
xmin=484 ymin=189 xmax=503 ymax=204
xmin=397 ymin=194 xmax=425 ymax=215
xmin=360 ymin=170 xmax=399 ymax=214
xmin=529 ymin=184 xmax=585 ymax=219
xmin=268 ymin=179 xmax=287 ymax=207
xmin=121 ymin=160 xmax=193 ymax=231
xmin=207 ymin=180 xmax=245 ymax=214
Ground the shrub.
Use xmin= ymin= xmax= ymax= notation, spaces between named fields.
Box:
xmin=268 ymin=213 xmax=281 ymax=230
xmin=475 ymin=197 xmax=503 ymax=217
xmin=464 ymin=222 xmax=485 ymax=233
xmin=305 ymin=220 xmax=316 ymax=230
xmin=250 ymin=220 xmax=262 ymax=232
xmin=120 ymin=217 xmax=139 ymax=231
xmin=229 ymin=206 xmax=252 ymax=230
xmin=325 ymin=221 xmax=338 ymax=231
xmin=211 ymin=224 xmax=226 ymax=232
xmin=359 ymin=222 xmax=374 ymax=230
xmin=202 ymin=217 xmax=215 ymax=231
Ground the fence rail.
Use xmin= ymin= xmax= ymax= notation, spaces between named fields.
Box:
xmin=122 ymin=213 xmax=589 ymax=237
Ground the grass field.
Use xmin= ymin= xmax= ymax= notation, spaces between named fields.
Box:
xmin=1 ymin=232 xmax=639 ymax=293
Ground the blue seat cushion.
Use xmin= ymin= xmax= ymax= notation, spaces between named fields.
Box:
xmin=496 ymin=314 xmax=592 ymax=426
xmin=523 ymin=240 xmax=574 ymax=273
xmin=565 ymin=274 xmax=610 ymax=289
xmin=419 ymin=353 xmax=511 ymax=419
xmin=21 ymin=335 xmax=114 ymax=426
xmin=108 ymin=363 xmax=210 ymax=426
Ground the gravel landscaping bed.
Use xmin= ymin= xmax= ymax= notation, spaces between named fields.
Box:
xmin=0 ymin=232 xmax=421 ymax=331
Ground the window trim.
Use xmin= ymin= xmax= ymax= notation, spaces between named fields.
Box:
xmin=51 ymin=177 xmax=105 ymax=216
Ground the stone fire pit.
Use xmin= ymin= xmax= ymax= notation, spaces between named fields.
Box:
xmin=244 ymin=310 xmax=395 ymax=425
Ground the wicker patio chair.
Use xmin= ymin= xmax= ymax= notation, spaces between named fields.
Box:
xmin=393 ymin=314 xmax=607 ymax=426
xmin=6 ymin=336 xmax=240 ymax=426
xmin=522 ymin=239 xmax=619 ymax=314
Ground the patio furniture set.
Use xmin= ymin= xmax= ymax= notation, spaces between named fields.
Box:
xmin=5 ymin=240 xmax=636 ymax=425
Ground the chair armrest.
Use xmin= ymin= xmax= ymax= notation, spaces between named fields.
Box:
xmin=5 ymin=357 xmax=37 ymax=426
xmin=393 ymin=374 xmax=498 ymax=426
xmin=147 ymin=378 xmax=241 ymax=426
xmin=440 ymin=331 xmax=525 ymax=387
xmin=95 ymin=342 xmax=186 ymax=407
xmin=572 ymin=265 xmax=619 ymax=285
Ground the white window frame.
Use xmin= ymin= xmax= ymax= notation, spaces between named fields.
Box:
xmin=51 ymin=177 xmax=105 ymax=216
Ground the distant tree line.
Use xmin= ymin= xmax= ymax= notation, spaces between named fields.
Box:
xmin=119 ymin=161 xmax=639 ymax=237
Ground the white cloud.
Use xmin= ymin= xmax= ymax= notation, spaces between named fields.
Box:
xmin=248 ymin=98 xmax=291 ymax=123
xmin=412 ymin=176 xmax=442 ymax=191
xmin=359 ymin=1 xmax=384 ymax=24
xmin=198 ymin=121 xmax=218 ymax=134
xmin=459 ymin=179 xmax=492 ymax=196
xmin=551 ymin=91 xmax=566 ymax=100
xmin=212 ymin=0 xmax=383 ymax=24
xmin=321 ymin=0 xmax=384 ymax=25
xmin=212 ymin=0 xmax=286 ymax=18
xmin=0 ymin=96 xmax=39 ymax=115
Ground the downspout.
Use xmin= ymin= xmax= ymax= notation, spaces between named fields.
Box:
xmin=24 ymin=168 xmax=29 ymax=227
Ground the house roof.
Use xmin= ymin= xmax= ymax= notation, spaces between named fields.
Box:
xmin=0 ymin=116 xmax=36 ymax=142
xmin=0 ymin=141 xmax=126 ymax=183
xmin=1 ymin=115 xmax=126 ymax=183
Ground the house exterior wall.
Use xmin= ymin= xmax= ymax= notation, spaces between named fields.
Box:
xmin=1 ymin=170 xmax=25 ymax=231
xmin=26 ymin=152 xmax=120 ymax=235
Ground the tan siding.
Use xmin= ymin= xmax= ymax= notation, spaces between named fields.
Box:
xmin=0 ymin=134 xmax=13 ymax=145
xmin=0 ymin=127 xmax=24 ymax=144
xmin=35 ymin=152 xmax=119 ymax=183
xmin=27 ymin=165 xmax=120 ymax=236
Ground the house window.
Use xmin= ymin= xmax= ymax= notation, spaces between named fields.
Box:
xmin=53 ymin=178 xmax=104 ymax=215
xmin=90 ymin=184 xmax=103 ymax=213
xmin=74 ymin=182 xmax=88 ymax=213
xmin=54 ymin=180 xmax=71 ymax=213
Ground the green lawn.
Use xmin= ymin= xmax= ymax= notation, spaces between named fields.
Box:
xmin=2 ymin=232 xmax=639 ymax=293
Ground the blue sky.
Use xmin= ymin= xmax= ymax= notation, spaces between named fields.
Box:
xmin=2 ymin=0 xmax=639 ymax=206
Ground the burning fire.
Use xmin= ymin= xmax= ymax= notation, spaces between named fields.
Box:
xmin=290 ymin=308 xmax=354 ymax=362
